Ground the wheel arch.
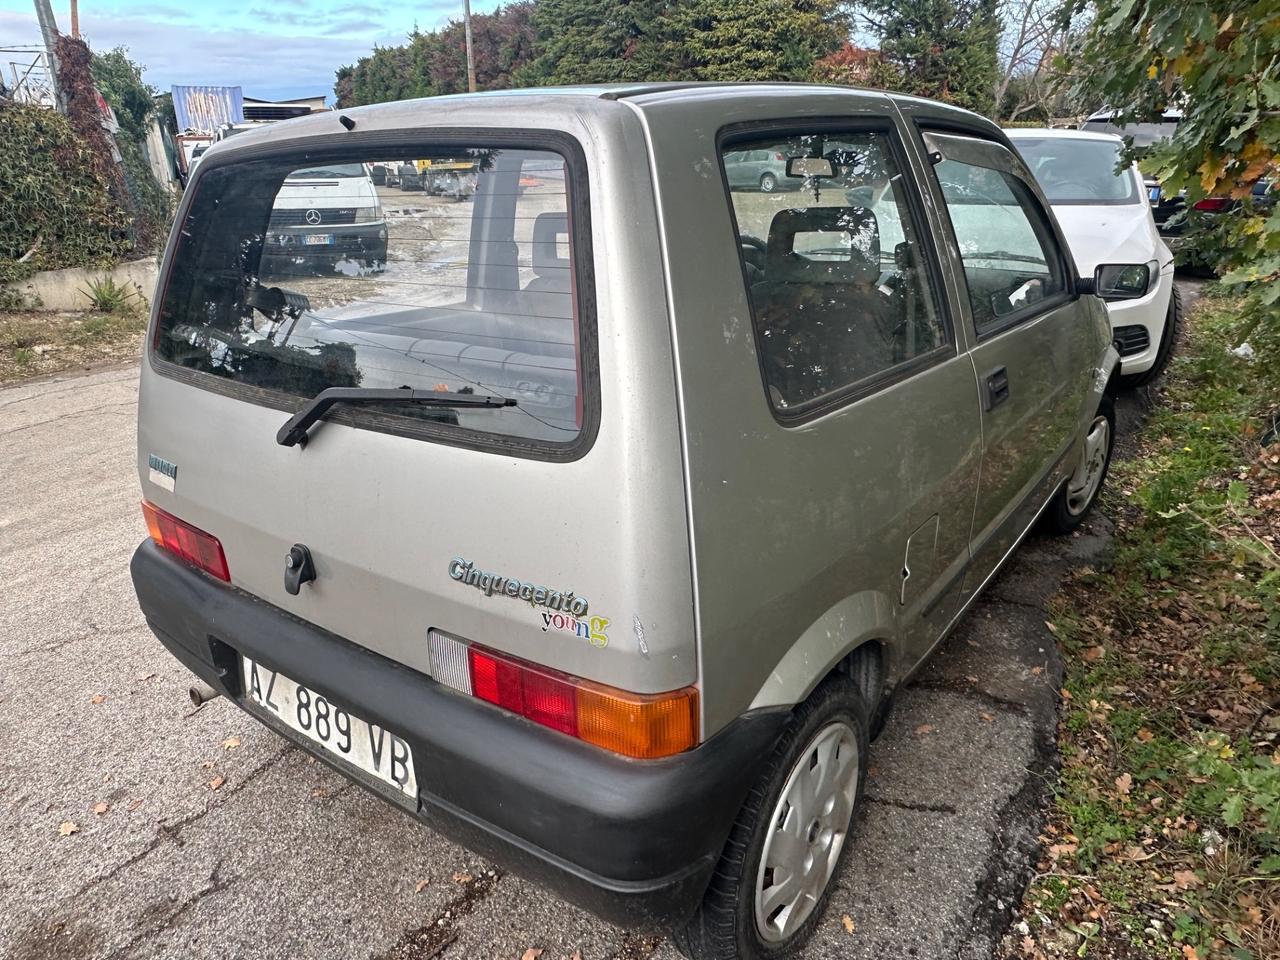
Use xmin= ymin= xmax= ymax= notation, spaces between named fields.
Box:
xmin=746 ymin=589 xmax=897 ymax=714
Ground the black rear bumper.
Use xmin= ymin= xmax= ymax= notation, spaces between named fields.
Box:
xmin=130 ymin=541 xmax=787 ymax=929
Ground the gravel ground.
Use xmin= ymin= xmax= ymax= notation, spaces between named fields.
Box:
xmin=0 ymin=279 xmax=1196 ymax=960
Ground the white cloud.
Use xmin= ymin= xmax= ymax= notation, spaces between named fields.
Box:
xmin=0 ymin=7 xmax=459 ymax=100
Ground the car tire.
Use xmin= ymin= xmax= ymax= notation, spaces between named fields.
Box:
xmin=759 ymin=173 xmax=778 ymax=193
xmin=670 ymin=675 xmax=869 ymax=960
xmin=1042 ymin=394 xmax=1115 ymax=535
xmin=1121 ymin=281 xmax=1182 ymax=389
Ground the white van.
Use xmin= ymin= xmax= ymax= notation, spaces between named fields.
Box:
xmin=261 ymin=162 xmax=388 ymax=274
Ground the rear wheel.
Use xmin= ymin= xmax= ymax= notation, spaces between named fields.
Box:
xmin=759 ymin=172 xmax=778 ymax=193
xmin=1042 ymin=395 xmax=1115 ymax=534
xmin=1120 ymin=281 xmax=1182 ymax=388
xmin=671 ymin=676 xmax=868 ymax=960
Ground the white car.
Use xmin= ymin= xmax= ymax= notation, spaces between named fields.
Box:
xmin=1008 ymin=128 xmax=1180 ymax=386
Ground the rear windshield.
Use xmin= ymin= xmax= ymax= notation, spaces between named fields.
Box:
xmin=1010 ymin=137 xmax=1138 ymax=205
xmin=156 ymin=144 xmax=588 ymax=449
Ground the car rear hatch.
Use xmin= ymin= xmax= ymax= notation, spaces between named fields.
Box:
xmin=137 ymin=113 xmax=698 ymax=726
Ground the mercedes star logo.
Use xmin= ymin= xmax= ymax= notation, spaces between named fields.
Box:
xmin=304 ymin=209 xmax=322 ymax=225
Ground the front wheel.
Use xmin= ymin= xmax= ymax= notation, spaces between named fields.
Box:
xmin=1042 ymin=395 xmax=1115 ymax=534
xmin=759 ymin=172 xmax=778 ymax=193
xmin=671 ymin=676 xmax=868 ymax=960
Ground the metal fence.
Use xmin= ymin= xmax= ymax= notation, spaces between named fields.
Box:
xmin=1 ymin=47 xmax=57 ymax=108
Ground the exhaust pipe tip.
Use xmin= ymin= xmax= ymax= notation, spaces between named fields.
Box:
xmin=189 ymin=681 xmax=221 ymax=708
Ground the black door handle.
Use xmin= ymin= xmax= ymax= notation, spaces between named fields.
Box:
xmin=984 ymin=366 xmax=1010 ymax=410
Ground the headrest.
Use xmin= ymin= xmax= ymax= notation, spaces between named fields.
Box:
xmin=532 ymin=212 xmax=569 ymax=275
xmin=765 ymin=206 xmax=880 ymax=285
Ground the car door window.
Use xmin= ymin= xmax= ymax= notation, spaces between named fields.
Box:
xmin=924 ymin=131 xmax=1067 ymax=335
xmin=721 ymin=128 xmax=948 ymax=415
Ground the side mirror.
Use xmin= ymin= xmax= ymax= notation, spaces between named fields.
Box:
xmin=1092 ymin=263 xmax=1150 ymax=301
xmin=786 ymin=156 xmax=835 ymax=179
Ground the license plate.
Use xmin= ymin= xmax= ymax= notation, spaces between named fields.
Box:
xmin=1148 ymin=186 xmax=1162 ymax=202
xmin=240 ymin=657 xmax=417 ymax=798
xmin=302 ymin=233 xmax=334 ymax=246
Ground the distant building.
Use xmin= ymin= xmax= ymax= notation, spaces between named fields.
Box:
xmin=242 ymin=95 xmax=329 ymax=121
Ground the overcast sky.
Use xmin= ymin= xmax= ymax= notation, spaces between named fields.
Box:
xmin=0 ymin=1 xmax=502 ymax=101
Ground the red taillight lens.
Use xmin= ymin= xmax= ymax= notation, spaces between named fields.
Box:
xmin=442 ymin=631 xmax=698 ymax=758
xmin=1193 ymin=197 xmax=1230 ymax=212
xmin=141 ymin=500 xmax=230 ymax=581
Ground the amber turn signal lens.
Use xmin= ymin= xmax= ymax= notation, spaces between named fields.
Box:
xmin=574 ymin=682 xmax=699 ymax=759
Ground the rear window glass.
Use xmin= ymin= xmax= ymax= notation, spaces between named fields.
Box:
xmin=156 ymin=145 xmax=588 ymax=448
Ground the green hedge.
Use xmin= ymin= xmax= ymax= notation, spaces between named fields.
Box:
xmin=0 ymin=101 xmax=133 ymax=287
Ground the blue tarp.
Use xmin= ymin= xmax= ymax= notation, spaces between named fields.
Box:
xmin=171 ymin=85 xmax=244 ymax=133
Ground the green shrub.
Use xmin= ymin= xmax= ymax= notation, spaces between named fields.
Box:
xmin=0 ymin=101 xmax=133 ymax=285
xmin=79 ymin=275 xmax=138 ymax=313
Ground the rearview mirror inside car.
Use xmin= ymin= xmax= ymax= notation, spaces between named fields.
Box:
xmin=1093 ymin=263 xmax=1150 ymax=301
xmin=787 ymin=157 xmax=836 ymax=179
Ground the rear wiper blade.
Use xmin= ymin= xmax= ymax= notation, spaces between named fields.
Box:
xmin=277 ymin=387 xmax=516 ymax=448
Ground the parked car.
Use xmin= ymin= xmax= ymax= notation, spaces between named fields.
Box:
xmin=133 ymin=84 xmax=1129 ymax=960
xmin=1080 ymin=107 xmax=1182 ymax=147
xmin=370 ymin=163 xmax=389 ymax=186
xmin=261 ymin=162 xmax=388 ymax=274
xmin=723 ymin=147 xmax=794 ymax=192
xmin=1008 ymin=128 xmax=1179 ymax=386
xmin=397 ymin=161 xmax=423 ymax=190
xmin=1158 ymin=177 xmax=1276 ymax=273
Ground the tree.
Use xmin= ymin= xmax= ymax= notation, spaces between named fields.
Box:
xmin=518 ymin=0 xmax=682 ymax=85
xmin=812 ymin=41 xmax=904 ymax=89
xmin=992 ymin=0 xmax=1073 ymax=121
xmin=336 ymin=3 xmax=539 ymax=106
xmin=89 ymin=46 xmax=156 ymax=139
xmin=859 ymin=0 xmax=1002 ymax=115
xmin=1064 ymin=0 xmax=1279 ymax=349
xmin=666 ymin=0 xmax=847 ymax=82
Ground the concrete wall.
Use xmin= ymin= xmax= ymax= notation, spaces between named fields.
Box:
xmin=5 ymin=258 xmax=160 ymax=312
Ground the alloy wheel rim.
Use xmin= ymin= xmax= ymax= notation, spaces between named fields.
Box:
xmin=754 ymin=721 xmax=859 ymax=943
xmin=1067 ymin=414 xmax=1110 ymax=516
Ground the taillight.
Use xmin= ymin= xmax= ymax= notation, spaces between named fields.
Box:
xmin=1193 ymin=197 xmax=1230 ymax=212
xmin=429 ymin=629 xmax=698 ymax=758
xmin=141 ymin=500 xmax=230 ymax=582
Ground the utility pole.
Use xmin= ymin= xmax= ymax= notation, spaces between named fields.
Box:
xmin=463 ymin=0 xmax=477 ymax=93
xmin=70 ymin=0 xmax=79 ymax=38
xmin=31 ymin=0 xmax=64 ymax=111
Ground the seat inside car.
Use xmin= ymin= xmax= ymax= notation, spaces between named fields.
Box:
xmin=749 ymin=206 xmax=895 ymax=406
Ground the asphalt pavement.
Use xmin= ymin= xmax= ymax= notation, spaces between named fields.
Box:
xmin=0 ymin=353 xmax=1138 ymax=960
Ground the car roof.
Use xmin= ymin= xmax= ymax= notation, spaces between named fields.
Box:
xmin=1005 ymin=127 xmax=1124 ymax=143
xmin=201 ymin=82 xmax=999 ymax=158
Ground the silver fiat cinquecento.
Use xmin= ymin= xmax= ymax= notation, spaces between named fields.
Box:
xmin=131 ymin=83 xmax=1129 ymax=959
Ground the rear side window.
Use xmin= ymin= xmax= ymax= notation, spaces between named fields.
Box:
xmin=721 ymin=129 xmax=947 ymax=415
xmin=929 ymin=144 xmax=1067 ymax=333
xmin=156 ymin=144 xmax=590 ymax=451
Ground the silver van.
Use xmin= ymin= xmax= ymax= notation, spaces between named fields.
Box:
xmin=132 ymin=84 xmax=1130 ymax=959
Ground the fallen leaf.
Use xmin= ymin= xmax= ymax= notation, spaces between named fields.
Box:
xmin=208 ymin=775 xmax=225 ymax=791
xmin=58 ymin=821 xmax=79 ymax=836
xmin=1137 ymin=728 xmax=1155 ymax=743
xmin=127 ymin=798 xmax=144 ymax=812
xmin=980 ymin=711 xmax=995 ymax=722
xmin=90 ymin=694 xmax=106 ymax=704
xmin=1030 ymin=666 xmax=1044 ymax=676
xmin=1082 ymin=646 xmax=1105 ymax=662
xmin=222 ymin=737 xmax=241 ymax=750
xmin=91 ymin=802 xmax=109 ymax=816
xmin=452 ymin=871 xmax=473 ymax=884
xmin=414 ymin=878 xmax=430 ymax=893
xmin=1115 ymin=773 xmax=1133 ymax=796
xmin=914 ymin=724 xmax=934 ymax=736
xmin=1173 ymin=869 xmax=1200 ymax=889
xmin=311 ymin=787 xmax=327 ymax=799
xmin=841 ymin=915 xmax=856 ymax=934
xmin=1182 ymin=946 xmax=1200 ymax=960
xmin=520 ymin=950 xmax=543 ymax=960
